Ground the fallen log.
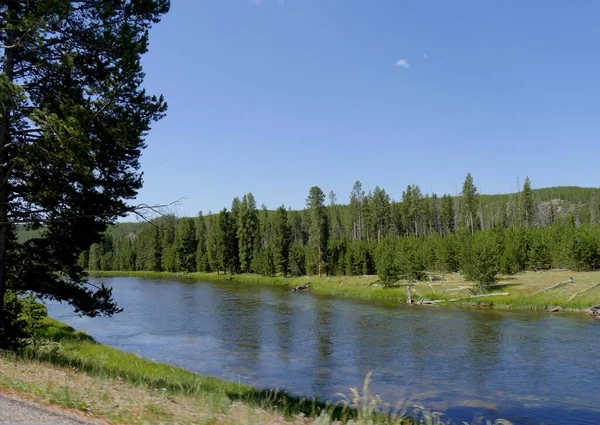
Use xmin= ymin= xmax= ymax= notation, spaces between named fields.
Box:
xmin=291 ymin=282 xmax=310 ymax=292
xmin=440 ymin=292 xmax=510 ymax=303
xmin=567 ymin=282 xmax=600 ymax=301
xmin=547 ymin=306 xmax=563 ymax=313
xmin=531 ymin=277 xmax=573 ymax=296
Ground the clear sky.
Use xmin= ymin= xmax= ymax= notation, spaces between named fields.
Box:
xmin=133 ymin=0 xmax=600 ymax=217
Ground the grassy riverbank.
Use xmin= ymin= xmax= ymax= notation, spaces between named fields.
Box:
xmin=91 ymin=269 xmax=600 ymax=312
xmin=0 ymin=318 xmax=463 ymax=425
xmin=0 ymin=319 xmax=334 ymax=424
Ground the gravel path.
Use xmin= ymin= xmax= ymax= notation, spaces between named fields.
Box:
xmin=0 ymin=393 xmax=102 ymax=424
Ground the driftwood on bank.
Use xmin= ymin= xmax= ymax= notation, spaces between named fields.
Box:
xmin=531 ymin=277 xmax=574 ymax=296
xmin=547 ymin=306 xmax=563 ymax=313
xmin=567 ymin=282 xmax=600 ymax=301
xmin=587 ymin=306 xmax=600 ymax=319
xmin=291 ymin=282 xmax=310 ymax=292
xmin=420 ymin=292 xmax=510 ymax=304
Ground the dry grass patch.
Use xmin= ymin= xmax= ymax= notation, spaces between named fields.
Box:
xmin=0 ymin=352 xmax=303 ymax=425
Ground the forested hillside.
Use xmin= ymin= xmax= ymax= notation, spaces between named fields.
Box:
xmin=78 ymin=176 xmax=600 ymax=286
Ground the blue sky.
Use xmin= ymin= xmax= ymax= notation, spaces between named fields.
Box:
xmin=134 ymin=0 xmax=600 ymax=217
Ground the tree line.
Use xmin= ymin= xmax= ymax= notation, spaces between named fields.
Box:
xmin=85 ymin=175 xmax=600 ymax=289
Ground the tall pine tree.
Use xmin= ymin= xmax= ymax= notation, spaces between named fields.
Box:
xmin=272 ymin=205 xmax=292 ymax=277
xmin=237 ymin=194 xmax=259 ymax=273
xmin=0 ymin=0 xmax=169 ymax=325
xmin=461 ymin=173 xmax=479 ymax=235
xmin=521 ymin=177 xmax=536 ymax=228
xmin=306 ymin=186 xmax=329 ymax=277
xmin=175 ymin=217 xmax=197 ymax=272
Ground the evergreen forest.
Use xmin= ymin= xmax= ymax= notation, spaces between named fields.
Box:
xmin=78 ymin=175 xmax=600 ymax=288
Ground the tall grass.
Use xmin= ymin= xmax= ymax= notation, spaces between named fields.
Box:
xmin=23 ymin=318 xmax=339 ymax=420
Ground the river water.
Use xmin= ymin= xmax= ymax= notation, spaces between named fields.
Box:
xmin=47 ymin=277 xmax=600 ymax=424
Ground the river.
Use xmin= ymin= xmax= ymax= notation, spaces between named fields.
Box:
xmin=46 ymin=277 xmax=600 ymax=425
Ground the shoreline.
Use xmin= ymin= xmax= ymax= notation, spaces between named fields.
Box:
xmin=0 ymin=318 xmax=460 ymax=425
xmin=89 ymin=270 xmax=600 ymax=314
xmin=0 ymin=318 xmax=334 ymax=424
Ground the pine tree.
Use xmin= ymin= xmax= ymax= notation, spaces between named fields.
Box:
xmin=151 ymin=226 xmax=162 ymax=272
xmin=362 ymin=191 xmax=374 ymax=242
xmin=237 ymin=194 xmax=259 ymax=273
xmin=272 ymin=205 xmax=292 ymax=277
xmin=462 ymin=232 xmax=500 ymax=291
xmin=440 ymin=194 xmax=455 ymax=235
xmin=229 ymin=198 xmax=241 ymax=273
xmin=289 ymin=243 xmax=306 ymax=276
xmin=259 ymin=204 xmax=271 ymax=251
xmin=195 ymin=212 xmax=210 ymax=272
xmin=401 ymin=184 xmax=423 ymax=236
xmin=88 ymin=243 xmax=102 ymax=271
xmin=521 ymin=177 xmax=536 ymax=228
xmin=159 ymin=215 xmax=178 ymax=272
xmin=431 ymin=193 xmax=442 ymax=236
xmin=461 ymin=173 xmax=479 ymax=235
xmin=390 ymin=201 xmax=404 ymax=237
xmin=306 ymin=186 xmax=329 ymax=277
xmin=0 ymin=0 xmax=169 ymax=324
xmin=376 ymin=237 xmax=399 ymax=286
xmin=349 ymin=181 xmax=366 ymax=240
xmin=175 ymin=217 xmax=197 ymax=272
xmin=371 ymin=186 xmax=391 ymax=242
xmin=328 ymin=191 xmax=344 ymax=241
xmin=207 ymin=213 xmax=222 ymax=274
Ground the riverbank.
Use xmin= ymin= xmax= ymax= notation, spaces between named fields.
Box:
xmin=91 ymin=269 xmax=600 ymax=312
xmin=0 ymin=319 xmax=325 ymax=424
xmin=0 ymin=318 xmax=462 ymax=425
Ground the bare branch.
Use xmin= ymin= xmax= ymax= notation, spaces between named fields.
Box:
xmin=0 ymin=199 xmax=185 ymax=227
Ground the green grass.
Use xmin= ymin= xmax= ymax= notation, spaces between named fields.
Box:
xmin=22 ymin=318 xmax=340 ymax=420
xmin=90 ymin=269 xmax=600 ymax=312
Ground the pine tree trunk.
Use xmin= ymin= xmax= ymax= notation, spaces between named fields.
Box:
xmin=0 ymin=19 xmax=17 ymax=319
xmin=470 ymin=211 xmax=474 ymax=235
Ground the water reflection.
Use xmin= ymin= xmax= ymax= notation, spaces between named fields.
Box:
xmin=47 ymin=277 xmax=600 ymax=425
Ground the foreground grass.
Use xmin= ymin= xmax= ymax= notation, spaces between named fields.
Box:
xmin=0 ymin=319 xmax=328 ymax=424
xmin=92 ymin=269 xmax=600 ymax=312
xmin=0 ymin=318 xmax=460 ymax=425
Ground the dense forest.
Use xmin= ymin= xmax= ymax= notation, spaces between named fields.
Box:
xmin=80 ymin=175 xmax=600 ymax=289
